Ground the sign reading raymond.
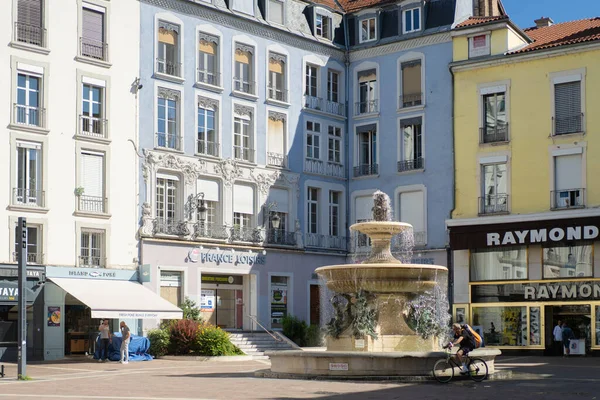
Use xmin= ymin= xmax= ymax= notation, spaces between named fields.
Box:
xmin=471 ymin=281 xmax=600 ymax=303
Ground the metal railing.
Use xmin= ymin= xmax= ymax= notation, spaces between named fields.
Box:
xmin=326 ymin=162 xmax=346 ymax=178
xmin=480 ymin=123 xmax=509 ymax=144
xmin=246 ymin=314 xmax=283 ymax=341
xmin=80 ymin=37 xmax=108 ymax=61
xmin=233 ymin=146 xmax=255 ymax=163
xmin=80 ymin=115 xmax=108 ymax=138
xmin=305 ymin=233 xmax=347 ymax=250
xmin=155 ymin=132 xmax=181 ymax=151
xmin=399 ymin=92 xmax=422 ymax=108
xmin=304 ymin=95 xmax=322 ymax=110
xmin=193 ymin=223 xmax=229 ymax=240
xmin=197 ymin=140 xmax=219 ymax=157
xmin=14 ymin=103 xmax=45 ymax=128
xmin=15 ymin=22 xmax=46 ymax=47
xmin=78 ymin=195 xmax=106 ymax=213
xmin=12 ymin=252 xmax=44 ymax=264
xmin=233 ymin=77 xmax=255 ymax=95
xmin=230 ymin=226 xmax=262 ymax=242
xmin=479 ymin=194 xmax=509 ymax=215
xmin=551 ymin=188 xmax=584 ymax=210
xmin=154 ymin=219 xmax=190 ymax=236
xmin=325 ymin=100 xmax=345 ymax=117
xmin=156 ymin=58 xmax=181 ymax=77
xmin=266 ymin=229 xmax=296 ymax=246
xmin=196 ymin=69 xmax=220 ymax=86
xmin=267 ymin=152 xmax=287 ymax=168
xmin=553 ymin=113 xmax=584 ymax=136
xmin=267 ymin=86 xmax=287 ymax=102
xmin=13 ymin=188 xmax=45 ymax=208
xmin=397 ymin=157 xmax=424 ymax=172
xmin=304 ymin=159 xmax=346 ymax=178
xmin=355 ymin=99 xmax=378 ymax=115
xmin=353 ymin=164 xmax=378 ymax=177
xmin=79 ymin=255 xmax=106 ymax=268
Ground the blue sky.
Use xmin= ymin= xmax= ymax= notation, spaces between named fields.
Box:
xmin=501 ymin=0 xmax=600 ymax=28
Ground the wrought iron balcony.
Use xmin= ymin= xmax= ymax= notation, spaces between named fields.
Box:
xmin=80 ymin=37 xmax=108 ymax=61
xmin=355 ymin=100 xmax=378 ymax=116
xmin=234 ymin=146 xmax=255 ymax=163
xmin=80 ymin=115 xmax=108 ymax=139
xmin=267 ymin=86 xmax=288 ymax=102
xmin=156 ymin=58 xmax=181 ymax=77
xmin=325 ymin=100 xmax=345 ymax=117
xmin=77 ymin=195 xmax=107 ymax=213
xmin=397 ymin=157 xmax=424 ymax=172
xmin=193 ymin=223 xmax=229 ymax=240
xmin=154 ymin=219 xmax=190 ymax=236
xmin=13 ymin=188 xmax=45 ymax=208
xmin=155 ymin=132 xmax=182 ymax=151
xmin=399 ymin=92 xmax=422 ymax=108
xmin=305 ymin=233 xmax=347 ymax=250
xmin=326 ymin=162 xmax=346 ymax=178
xmin=553 ymin=113 xmax=584 ymax=136
xmin=267 ymin=152 xmax=287 ymax=168
xmin=13 ymin=252 xmax=44 ymax=264
xmin=304 ymin=159 xmax=346 ymax=178
xmin=197 ymin=69 xmax=220 ymax=86
xmin=230 ymin=226 xmax=262 ymax=243
xmin=480 ymin=123 xmax=509 ymax=144
xmin=551 ymin=189 xmax=584 ymax=210
xmin=266 ymin=229 xmax=297 ymax=246
xmin=353 ymin=164 xmax=378 ymax=177
xmin=15 ymin=22 xmax=46 ymax=47
xmin=197 ymin=140 xmax=219 ymax=157
xmin=233 ymin=77 xmax=255 ymax=95
xmin=304 ymin=95 xmax=322 ymax=110
xmin=14 ymin=103 xmax=45 ymax=128
xmin=79 ymin=255 xmax=106 ymax=268
xmin=479 ymin=194 xmax=509 ymax=215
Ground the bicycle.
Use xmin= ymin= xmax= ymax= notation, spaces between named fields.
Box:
xmin=432 ymin=346 xmax=489 ymax=383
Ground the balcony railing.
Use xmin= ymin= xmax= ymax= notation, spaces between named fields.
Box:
xmin=197 ymin=140 xmax=219 ymax=157
xmin=155 ymin=132 xmax=182 ymax=151
xmin=267 ymin=152 xmax=287 ymax=168
xmin=397 ymin=157 xmax=424 ymax=172
xmin=553 ymin=113 xmax=584 ymax=136
xmin=413 ymin=231 xmax=427 ymax=246
xmin=79 ymin=255 xmax=105 ymax=268
xmin=326 ymin=162 xmax=346 ymax=179
xmin=154 ymin=219 xmax=190 ymax=236
xmin=80 ymin=115 xmax=108 ymax=138
xmin=233 ymin=77 xmax=255 ymax=95
xmin=78 ymin=195 xmax=107 ymax=213
xmin=479 ymin=194 xmax=509 ymax=215
xmin=304 ymin=95 xmax=322 ymax=110
xmin=197 ymin=69 xmax=220 ymax=86
xmin=325 ymin=100 xmax=345 ymax=117
xmin=355 ymin=99 xmax=378 ymax=115
xmin=304 ymin=159 xmax=346 ymax=178
xmin=399 ymin=92 xmax=422 ymax=108
xmin=14 ymin=103 xmax=45 ymax=128
xmin=13 ymin=188 xmax=45 ymax=208
xmin=551 ymin=189 xmax=584 ymax=210
xmin=230 ymin=226 xmax=262 ymax=243
xmin=305 ymin=233 xmax=347 ymax=250
xmin=480 ymin=123 xmax=509 ymax=144
xmin=353 ymin=164 xmax=378 ymax=177
xmin=266 ymin=229 xmax=297 ymax=246
xmin=15 ymin=22 xmax=46 ymax=47
xmin=267 ymin=86 xmax=287 ymax=103
xmin=80 ymin=37 xmax=108 ymax=61
xmin=13 ymin=251 xmax=44 ymax=264
xmin=193 ymin=223 xmax=229 ymax=240
xmin=234 ymin=146 xmax=255 ymax=163
xmin=156 ymin=58 xmax=181 ymax=77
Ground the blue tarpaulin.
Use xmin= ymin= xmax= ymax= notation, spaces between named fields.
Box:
xmin=94 ymin=333 xmax=153 ymax=361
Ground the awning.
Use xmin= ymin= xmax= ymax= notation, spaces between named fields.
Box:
xmin=49 ymin=277 xmax=182 ymax=319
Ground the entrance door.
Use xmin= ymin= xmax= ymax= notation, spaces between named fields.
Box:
xmin=214 ymin=289 xmax=243 ymax=330
xmin=310 ymin=284 xmax=320 ymax=326
xmin=550 ymin=304 xmax=591 ymax=354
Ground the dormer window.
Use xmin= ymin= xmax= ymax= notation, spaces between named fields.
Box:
xmin=469 ymin=34 xmax=490 ymax=58
xmin=402 ymin=7 xmax=421 ymax=34
xmin=268 ymin=0 xmax=285 ymax=25
xmin=360 ymin=17 xmax=377 ymax=43
xmin=316 ymin=13 xmax=331 ymax=40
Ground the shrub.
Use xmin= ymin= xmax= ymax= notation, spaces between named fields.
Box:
xmin=147 ymin=328 xmax=170 ymax=358
xmin=306 ymin=324 xmax=324 ymax=347
xmin=169 ymin=319 xmax=201 ymax=355
xmin=181 ymin=297 xmax=203 ymax=323
xmin=195 ymin=325 xmax=243 ymax=356
xmin=282 ymin=315 xmax=307 ymax=347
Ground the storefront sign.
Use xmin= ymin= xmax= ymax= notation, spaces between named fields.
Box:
xmin=486 ymin=226 xmax=598 ymax=247
xmin=47 ymin=306 xmax=61 ymax=327
xmin=200 ymin=289 xmax=215 ymax=311
xmin=471 ymin=281 xmax=600 ymax=303
xmin=0 ymin=281 xmax=36 ymax=302
xmin=189 ymin=248 xmax=266 ymax=265
xmin=45 ymin=266 xmax=138 ymax=281
xmin=201 ymin=274 xmax=244 ymax=285
xmin=139 ymin=264 xmax=152 ymax=283
xmin=0 ymin=266 xmax=44 ymax=279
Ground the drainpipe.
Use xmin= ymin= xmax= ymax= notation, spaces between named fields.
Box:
xmin=447 ymin=65 xmax=456 ymax=308
xmin=343 ymin=13 xmax=351 ymax=259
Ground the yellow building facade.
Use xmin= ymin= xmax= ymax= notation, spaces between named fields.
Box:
xmin=447 ymin=16 xmax=600 ymax=355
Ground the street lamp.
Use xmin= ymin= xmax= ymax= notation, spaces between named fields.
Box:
xmin=271 ymin=213 xmax=281 ymax=230
xmin=195 ymin=193 xmax=207 ymax=235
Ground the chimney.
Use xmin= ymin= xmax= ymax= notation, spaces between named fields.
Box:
xmin=474 ymin=0 xmax=502 ymax=17
xmin=534 ymin=17 xmax=554 ymax=28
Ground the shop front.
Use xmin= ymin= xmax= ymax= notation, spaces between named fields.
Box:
xmin=449 ymin=214 xmax=600 ymax=354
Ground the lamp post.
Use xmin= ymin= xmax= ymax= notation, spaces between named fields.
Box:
xmin=266 ymin=201 xmax=280 ymax=243
xmin=195 ymin=193 xmax=207 ymax=236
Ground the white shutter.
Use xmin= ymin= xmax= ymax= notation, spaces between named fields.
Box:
xmin=82 ymin=7 xmax=104 ymax=42
xmin=81 ymin=152 xmax=103 ymax=197
xmin=268 ymin=119 xmax=284 ymax=154
xmin=355 ymin=196 xmax=373 ymax=221
xmin=555 ymin=154 xmax=582 ymax=190
xmin=198 ymin=179 xmax=219 ymax=202
xmin=399 ymin=191 xmax=424 ymax=232
xmin=233 ymin=184 xmax=254 ymax=214
xmin=17 ymin=0 xmax=42 ymax=26
xmin=160 ymin=271 xmax=182 ymax=287
xmin=267 ymin=188 xmax=289 ymax=212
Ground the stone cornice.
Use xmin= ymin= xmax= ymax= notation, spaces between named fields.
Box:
xmin=349 ymin=32 xmax=452 ymax=62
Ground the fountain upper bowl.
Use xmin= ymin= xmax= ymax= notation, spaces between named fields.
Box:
xmin=350 ymin=221 xmax=412 ymax=237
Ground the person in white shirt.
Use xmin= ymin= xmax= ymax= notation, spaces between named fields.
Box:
xmin=119 ymin=321 xmax=131 ymax=364
xmin=553 ymin=320 xmax=563 ymax=356
xmin=98 ymin=319 xmax=111 ymax=362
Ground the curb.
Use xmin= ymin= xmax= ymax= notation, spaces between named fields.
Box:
xmin=161 ymin=355 xmax=268 ymax=362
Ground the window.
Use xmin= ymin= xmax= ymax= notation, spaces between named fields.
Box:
xmin=160 ymin=271 xmax=182 ymax=307
xmin=234 ymin=112 xmax=253 ymax=162
xmin=156 ymin=89 xmax=180 ymax=150
xmin=553 ymin=154 xmax=583 ymax=209
xmin=554 ymin=81 xmax=582 ymax=135
xmin=14 ymin=225 xmax=42 ymax=263
xmin=357 ymin=69 xmax=377 ymax=114
xmin=399 ymin=118 xmax=423 ymax=172
xmin=16 ymin=0 xmax=45 ymax=47
xmin=482 ymin=92 xmax=507 ymax=143
xmin=197 ymin=34 xmax=218 ymax=86
xmin=400 ymin=60 xmax=422 ymax=107
xmin=328 ymin=126 xmax=341 ymax=164
xmin=480 ymin=163 xmax=507 ymax=214
xmin=360 ymin=17 xmax=377 ymax=43
xmin=307 ymin=188 xmax=319 ymax=234
xmin=81 ymin=5 xmax=107 ymax=61
xmin=267 ymin=112 xmax=286 ymax=167
xmin=80 ymin=229 xmax=105 ymax=267
xmin=315 ymin=13 xmax=331 ymax=40
xmin=156 ymin=176 xmax=178 ymax=224
xmin=197 ymin=106 xmax=217 ymax=156
xmin=329 ymin=191 xmax=340 ymax=236
xmin=402 ymin=7 xmax=420 ymax=33
xmin=157 ymin=21 xmax=180 ymax=77
xmin=470 ymin=247 xmax=527 ymax=281
xmin=471 ymin=306 xmax=528 ymax=346
xmin=543 ymin=243 xmax=593 ymax=278
xmin=233 ymin=213 xmax=252 ymax=228
xmin=197 ymin=179 xmax=220 ymax=225
xmin=268 ymin=0 xmax=284 ymax=25
xmin=305 ymin=64 xmax=318 ymax=97
xmin=233 ymin=184 xmax=255 ymax=240
xmin=81 ymin=83 xmax=105 ymax=137
xmin=306 ymin=121 xmax=320 ymax=160
xmin=355 ymin=125 xmax=377 ymax=177
xmin=469 ymin=34 xmax=490 ymax=58
xmin=268 ymin=53 xmax=286 ymax=102
xmin=398 ymin=190 xmax=425 ymax=245
xmin=16 ymin=72 xmax=42 ymax=127
xmin=270 ymin=276 xmax=289 ymax=329
xmin=79 ymin=151 xmax=105 ymax=213
xmin=327 ymin=69 xmax=339 ymax=103
xmin=15 ymin=141 xmax=42 ymax=207
xmin=234 ymin=44 xmax=254 ymax=94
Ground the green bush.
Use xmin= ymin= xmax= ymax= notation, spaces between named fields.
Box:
xmin=147 ymin=328 xmax=170 ymax=358
xmin=181 ymin=297 xmax=203 ymax=323
xmin=195 ymin=325 xmax=243 ymax=356
xmin=306 ymin=324 xmax=324 ymax=347
xmin=282 ymin=315 xmax=308 ymax=347
xmin=169 ymin=319 xmax=201 ymax=355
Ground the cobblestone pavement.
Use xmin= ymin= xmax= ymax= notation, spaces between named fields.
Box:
xmin=0 ymin=356 xmax=598 ymax=400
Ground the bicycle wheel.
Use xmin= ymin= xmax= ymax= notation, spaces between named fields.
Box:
xmin=467 ymin=357 xmax=488 ymax=382
xmin=432 ymin=359 xmax=454 ymax=383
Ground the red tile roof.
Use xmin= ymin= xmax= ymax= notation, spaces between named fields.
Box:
xmin=455 ymin=15 xmax=509 ymax=28
xmin=307 ymin=0 xmax=344 ymax=12
xmin=509 ymin=18 xmax=600 ymax=54
xmin=336 ymin=0 xmax=398 ymax=13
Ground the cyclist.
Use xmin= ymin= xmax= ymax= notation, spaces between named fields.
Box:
xmin=443 ymin=323 xmax=475 ymax=374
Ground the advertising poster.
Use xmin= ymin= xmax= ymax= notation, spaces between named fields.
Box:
xmin=47 ymin=306 xmax=61 ymax=327
xmin=271 ymin=283 xmax=288 ymax=328
xmin=200 ymin=289 xmax=215 ymax=311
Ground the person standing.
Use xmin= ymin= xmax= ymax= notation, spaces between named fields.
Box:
xmin=98 ymin=319 xmax=112 ymax=362
xmin=562 ymin=322 xmax=575 ymax=357
xmin=553 ymin=320 xmax=563 ymax=356
xmin=119 ymin=321 xmax=131 ymax=364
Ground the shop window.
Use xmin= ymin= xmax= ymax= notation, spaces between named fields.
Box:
xmin=472 ymin=306 xmax=527 ymax=346
xmin=270 ymin=276 xmax=289 ymax=329
xmin=160 ymin=270 xmax=182 ymax=307
xmin=470 ymin=246 xmax=527 ymax=281
xmin=543 ymin=243 xmax=593 ymax=278
xmin=596 ymin=306 xmax=600 ymax=346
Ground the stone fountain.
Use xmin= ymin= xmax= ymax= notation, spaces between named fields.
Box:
xmin=266 ymin=191 xmax=500 ymax=378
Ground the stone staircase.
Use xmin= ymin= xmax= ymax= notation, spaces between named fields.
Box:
xmin=228 ymin=331 xmax=297 ymax=357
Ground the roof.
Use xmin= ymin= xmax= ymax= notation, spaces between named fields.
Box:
xmin=337 ymin=0 xmax=398 ymax=13
xmin=509 ymin=17 xmax=600 ymax=54
xmin=306 ymin=0 xmax=344 ymax=12
xmin=455 ymin=15 xmax=509 ymax=28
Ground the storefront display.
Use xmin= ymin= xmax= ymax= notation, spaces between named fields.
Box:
xmin=270 ymin=276 xmax=288 ymax=329
xmin=543 ymin=243 xmax=593 ymax=278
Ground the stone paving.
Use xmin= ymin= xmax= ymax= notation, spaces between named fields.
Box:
xmin=0 ymin=355 xmax=597 ymax=400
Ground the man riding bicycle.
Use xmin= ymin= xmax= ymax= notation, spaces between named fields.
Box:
xmin=443 ymin=323 xmax=475 ymax=374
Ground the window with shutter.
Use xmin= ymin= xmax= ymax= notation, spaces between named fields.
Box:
xmin=16 ymin=141 xmax=42 ymax=206
xmin=554 ymin=81 xmax=582 ymax=135
xmin=198 ymin=35 xmax=218 ymax=85
xmin=16 ymin=0 xmax=44 ymax=46
xmin=81 ymin=7 xmax=106 ymax=60
xmin=80 ymin=152 xmax=104 ymax=212
xmin=157 ymin=22 xmax=180 ymax=76
xmin=401 ymin=60 xmax=422 ymax=107
xmin=80 ymin=229 xmax=105 ymax=267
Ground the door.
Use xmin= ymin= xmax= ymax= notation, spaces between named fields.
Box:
xmin=310 ymin=284 xmax=320 ymax=326
xmin=216 ymin=289 xmax=236 ymax=329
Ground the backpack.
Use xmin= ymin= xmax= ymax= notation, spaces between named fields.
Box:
xmin=463 ymin=324 xmax=482 ymax=348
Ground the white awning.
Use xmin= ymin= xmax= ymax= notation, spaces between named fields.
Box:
xmin=49 ymin=277 xmax=182 ymax=319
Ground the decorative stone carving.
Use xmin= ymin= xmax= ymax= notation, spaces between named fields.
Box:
xmin=198 ymin=96 xmax=219 ymax=110
xmin=214 ymin=159 xmax=243 ymax=186
xmin=235 ymin=43 xmax=254 ymax=54
xmin=268 ymin=111 xmax=286 ymax=122
xmin=250 ymin=169 xmax=278 ymax=195
xmin=138 ymin=202 xmax=155 ymax=237
xmin=143 ymin=150 xmax=206 ymax=185
xmin=157 ymin=87 xmax=180 ymax=101
xmin=198 ymin=32 xmax=218 ymax=44
xmin=234 ymin=104 xmax=253 ymax=117
xmin=158 ymin=21 xmax=180 ymax=34
xmin=271 ymin=170 xmax=300 ymax=198
xmin=269 ymin=52 xmax=286 ymax=63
